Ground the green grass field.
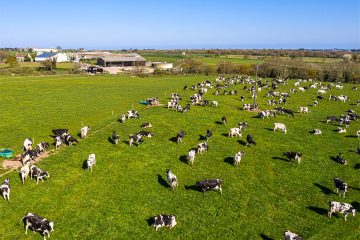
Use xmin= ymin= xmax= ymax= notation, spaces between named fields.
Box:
xmin=0 ymin=75 xmax=359 ymax=239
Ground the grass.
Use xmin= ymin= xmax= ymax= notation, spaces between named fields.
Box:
xmin=0 ymin=62 xmax=76 ymax=69
xmin=0 ymin=74 xmax=359 ymax=239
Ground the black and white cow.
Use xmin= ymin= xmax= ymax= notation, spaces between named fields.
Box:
xmin=229 ymin=128 xmax=242 ymax=138
xmin=64 ymin=134 xmax=78 ymax=146
xmin=166 ymin=169 xmax=178 ymax=191
xmin=127 ymin=110 xmax=140 ymax=119
xmin=246 ymin=134 xmax=256 ymax=147
xmin=334 ymin=177 xmax=348 ymax=197
xmin=51 ymin=128 xmax=68 ymax=136
xmin=129 ymin=134 xmax=143 ymax=147
xmin=30 ymin=165 xmax=49 ymax=184
xmin=356 ymin=130 xmax=360 ymax=138
xmin=337 ymin=127 xmax=346 ymax=133
xmin=152 ymin=214 xmax=177 ymax=231
xmin=111 ymin=131 xmax=119 ymax=145
xmin=334 ymin=153 xmax=347 ymax=165
xmin=36 ymin=142 xmax=49 ymax=154
xmin=299 ymin=107 xmax=310 ymax=113
xmin=205 ymin=129 xmax=212 ymax=140
xmin=176 ymin=131 xmax=186 ymax=144
xmin=21 ymin=149 xmax=40 ymax=165
xmin=87 ymin=153 xmax=96 ymax=171
xmin=328 ymin=201 xmax=356 ymax=221
xmin=283 ymin=108 xmax=294 ymax=117
xmin=233 ymin=151 xmax=245 ymax=166
xmin=187 ymin=149 xmax=196 ymax=165
xmin=140 ymin=122 xmax=152 ymax=128
xmin=22 ymin=212 xmax=54 ymax=239
xmin=313 ymin=100 xmax=318 ymax=107
xmin=274 ymin=123 xmax=287 ymax=134
xmin=20 ymin=162 xmax=30 ymax=184
xmin=238 ymin=122 xmax=248 ymax=130
xmin=222 ymin=116 xmax=227 ymax=125
xmin=80 ymin=126 xmax=90 ymax=139
xmin=197 ymin=142 xmax=209 ymax=154
xmin=137 ymin=131 xmax=154 ymax=138
xmin=311 ymin=129 xmax=322 ymax=135
xmin=54 ymin=136 xmax=62 ymax=150
xmin=182 ymin=105 xmax=190 ymax=113
xmin=284 ymin=230 xmax=302 ymax=240
xmin=0 ymin=178 xmax=10 ymax=201
xmin=119 ymin=114 xmax=126 ymax=123
xmin=196 ymin=179 xmax=223 ymax=194
xmin=355 ymin=147 xmax=360 ymax=155
xmin=283 ymin=151 xmax=302 ymax=164
xmin=23 ymin=138 xmax=33 ymax=151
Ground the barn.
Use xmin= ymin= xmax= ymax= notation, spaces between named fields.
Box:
xmin=97 ymin=54 xmax=146 ymax=67
xmin=35 ymin=52 xmax=69 ymax=62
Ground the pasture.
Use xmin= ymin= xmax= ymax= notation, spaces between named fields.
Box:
xmin=0 ymin=74 xmax=359 ymax=239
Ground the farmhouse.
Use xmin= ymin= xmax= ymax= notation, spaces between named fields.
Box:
xmin=97 ymin=53 xmax=146 ymax=67
xmin=16 ymin=53 xmax=33 ymax=62
xmin=35 ymin=52 xmax=69 ymax=62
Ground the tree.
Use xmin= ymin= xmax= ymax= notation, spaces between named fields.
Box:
xmin=56 ymin=46 xmax=62 ymax=51
xmin=5 ymin=55 xmax=18 ymax=68
xmin=41 ymin=58 xmax=57 ymax=70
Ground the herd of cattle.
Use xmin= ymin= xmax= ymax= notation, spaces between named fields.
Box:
xmin=0 ymin=75 xmax=359 ymax=239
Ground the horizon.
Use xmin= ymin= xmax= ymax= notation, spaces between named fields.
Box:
xmin=1 ymin=0 xmax=359 ymax=50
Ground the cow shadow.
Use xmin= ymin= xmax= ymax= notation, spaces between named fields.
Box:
xmin=264 ymin=128 xmax=273 ymax=131
xmin=82 ymin=160 xmax=88 ymax=170
xmin=313 ymin=183 xmax=333 ymax=195
xmin=306 ymin=206 xmax=328 ymax=216
xmin=198 ymin=135 xmax=207 ymax=141
xmin=221 ymin=133 xmax=229 ymax=137
xmin=260 ymin=233 xmax=275 ymax=240
xmin=157 ymin=175 xmax=170 ymax=189
xmin=146 ymin=217 xmax=155 ymax=226
xmin=224 ymin=157 xmax=234 ymax=165
xmin=345 ymin=135 xmax=357 ymax=138
xmin=238 ymin=140 xmax=246 ymax=146
xmin=272 ymin=156 xmax=289 ymax=162
xmin=184 ymin=185 xmax=202 ymax=193
xmin=330 ymin=156 xmax=343 ymax=164
xmin=107 ymin=137 xmax=114 ymax=144
xmin=354 ymin=163 xmax=360 ymax=169
xmin=179 ymin=155 xmax=188 ymax=164
xmin=215 ymin=121 xmax=223 ymax=125
xmin=351 ymin=201 xmax=360 ymax=211
xmin=123 ymin=140 xmax=130 ymax=145
xmin=77 ymin=133 xmax=81 ymax=138
xmin=349 ymin=185 xmax=360 ymax=191
xmin=169 ymin=136 xmax=178 ymax=143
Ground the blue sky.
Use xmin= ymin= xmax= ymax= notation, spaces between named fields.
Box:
xmin=1 ymin=0 xmax=359 ymax=49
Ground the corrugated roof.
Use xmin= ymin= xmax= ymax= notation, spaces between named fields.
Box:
xmin=36 ymin=52 xmax=58 ymax=58
xmin=100 ymin=56 xmax=146 ymax=62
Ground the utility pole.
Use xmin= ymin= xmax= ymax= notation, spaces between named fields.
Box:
xmin=253 ymin=64 xmax=258 ymax=110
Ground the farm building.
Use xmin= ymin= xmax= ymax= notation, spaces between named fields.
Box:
xmin=151 ymin=62 xmax=173 ymax=70
xmin=35 ymin=52 xmax=69 ymax=62
xmin=97 ymin=54 xmax=146 ymax=67
xmin=16 ymin=53 xmax=33 ymax=62
xmin=32 ymin=48 xmax=58 ymax=55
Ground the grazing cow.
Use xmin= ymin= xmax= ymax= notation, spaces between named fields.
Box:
xmin=137 ymin=131 xmax=154 ymax=138
xmin=175 ymin=105 xmax=183 ymax=112
xmin=233 ymin=151 xmax=245 ymax=166
xmin=357 ymin=100 xmax=360 ymax=106
xmin=238 ymin=122 xmax=248 ymax=130
xmin=355 ymin=147 xmax=360 ymax=155
xmin=129 ymin=134 xmax=143 ymax=147
xmin=21 ymin=212 xmax=54 ymax=239
xmin=55 ymin=136 xmax=62 ymax=150
xmin=64 ymin=134 xmax=78 ymax=145
xmin=187 ymin=150 xmax=196 ymax=165
xmin=222 ymin=116 xmax=227 ymax=125
xmin=283 ymin=151 xmax=302 ymax=164
xmin=30 ymin=165 xmax=49 ymax=184
xmin=246 ymin=134 xmax=256 ymax=147
xmin=283 ymin=108 xmax=294 ymax=117
xmin=23 ymin=138 xmax=33 ymax=151
xmin=313 ymin=100 xmax=318 ymax=107
xmin=274 ymin=123 xmax=287 ymax=134
xmin=267 ymin=99 xmax=276 ymax=106
xmin=20 ymin=149 xmax=40 ymax=165
xmin=119 ymin=114 xmax=126 ymax=123
xmin=176 ymin=131 xmax=185 ymax=144
xmin=337 ymin=127 xmax=346 ymax=133
xmin=166 ymin=169 xmax=178 ymax=191
xmin=328 ymin=201 xmax=356 ymax=221
xmin=357 ymin=130 xmax=360 ymax=138
xmin=111 ymin=131 xmax=119 ymax=145
xmin=196 ymin=179 xmax=223 ymax=194
xmin=205 ymin=129 xmax=212 ymax=140
xmin=298 ymin=87 xmax=305 ymax=92
xmin=197 ymin=142 xmax=209 ymax=154
xmin=52 ymin=128 xmax=68 ymax=136
xmin=229 ymin=128 xmax=242 ymax=138
xmin=299 ymin=107 xmax=310 ymax=113
xmin=127 ymin=110 xmax=140 ymax=119
xmin=335 ymin=153 xmax=347 ymax=165
xmin=326 ymin=116 xmax=339 ymax=124
xmin=0 ymin=178 xmax=10 ymax=201
xmin=211 ymin=100 xmax=218 ymax=107
xmin=152 ymin=214 xmax=177 ymax=231
xmin=87 ymin=154 xmax=96 ymax=171
xmin=20 ymin=162 xmax=30 ymax=184
xmin=80 ymin=126 xmax=90 ymax=139
xmin=240 ymin=95 xmax=244 ymax=101
xmin=312 ymin=129 xmax=322 ymax=135
xmin=317 ymin=89 xmax=327 ymax=94
xmin=36 ymin=142 xmax=49 ymax=154
xmin=284 ymin=230 xmax=302 ymax=240
xmin=335 ymin=84 xmax=343 ymax=90
xmin=140 ymin=122 xmax=152 ymax=128
xmin=334 ymin=177 xmax=348 ymax=198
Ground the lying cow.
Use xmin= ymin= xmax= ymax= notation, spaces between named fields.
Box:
xmin=137 ymin=131 xmax=154 ymax=138
xmin=328 ymin=201 xmax=356 ymax=221
xmin=233 ymin=151 xmax=245 ymax=166
xmin=197 ymin=142 xmax=209 ymax=154
xmin=334 ymin=153 xmax=347 ymax=165
xmin=337 ymin=127 xmax=346 ymax=133
xmin=274 ymin=123 xmax=287 ymax=134
xmin=284 ymin=230 xmax=302 ymax=240
xmin=283 ymin=151 xmax=302 ymax=164
xmin=229 ymin=128 xmax=242 ymax=138
xmin=64 ymin=134 xmax=78 ymax=145
xmin=23 ymin=138 xmax=33 ymax=151
xmin=30 ymin=165 xmax=49 ymax=184
xmin=20 ymin=162 xmax=31 ymax=184
xmin=80 ymin=125 xmax=90 ymax=139
xmin=187 ymin=150 xmax=196 ymax=165
xmin=166 ymin=169 xmax=178 ymax=191
xmin=299 ymin=107 xmax=310 ymax=113
xmin=129 ymin=134 xmax=143 ymax=147
xmin=141 ymin=122 xmax=152 ymax=128
xmin=111 ymin=131 xmax=119 ymax=145
xmin=312 ymin=129 xmax=322 ymax=135
xmin=36 ymin=142 xmax=49 ymax=154
xmin=334 ymin=177 xmax=348 ymax=198
xmin=21 ymin=212 xmax=54 ymax=239
xmin=0 ymin=178 xmax=10 ymax=201
xmin=176 ymin=131 xmax=185 ymax=144
xmin=127 ymin=110 xmax=140 ymax=119
xmin=152 ymin=214 xmax=177 ymax=231
xmin=211 ymin=100 xmax=218 ymax=107
xmin=196 ymin=179 xmax=223 ymax=194
xmin=87 ymin=153 xmax=96 ymax=171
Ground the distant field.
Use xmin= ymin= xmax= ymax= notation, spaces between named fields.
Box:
xmin=0 ymin=74 xmax=359 ymax=239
